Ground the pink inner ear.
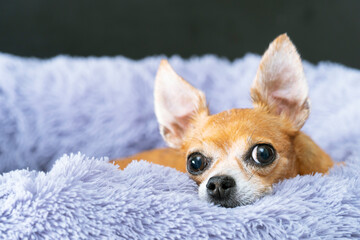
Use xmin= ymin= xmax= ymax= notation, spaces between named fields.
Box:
xmin=155 ymin=60 xmax=208 ymax=147
xmin=271 ymin=95 xmax=294 ymax=116
xmin=175 ymin=114 xmax=193 ymax=133
xmin=162 ymin=90 xmax=199 ymax=119
xmin=270 ymin=93 xmax=310 ymax=129
xmin=272 ymin=89 xmax=300 ymax=105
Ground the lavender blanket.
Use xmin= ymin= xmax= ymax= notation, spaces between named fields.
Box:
xmin=0 ymin=53 xmax=359 ymax=239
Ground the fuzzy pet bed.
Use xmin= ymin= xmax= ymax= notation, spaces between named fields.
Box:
xmin=0 ymin=53 xmax=359 ymax=239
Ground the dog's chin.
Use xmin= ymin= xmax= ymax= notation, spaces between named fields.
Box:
xmin=204 ymin=190 xmax=270 ymax=208
xmin=209 ymin=198 xmax=241 ymax=208
xmin=208 ymin=197 xmax=254 ymax=208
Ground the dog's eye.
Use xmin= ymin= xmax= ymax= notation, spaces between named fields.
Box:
xmin=251 ymin=144 xmax=276 ymax=166
xmin=187 ymin=152 xmax=208 ymax=174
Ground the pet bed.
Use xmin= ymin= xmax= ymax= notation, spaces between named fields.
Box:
xmin=0 ymin=53 xmax=359 ymax=239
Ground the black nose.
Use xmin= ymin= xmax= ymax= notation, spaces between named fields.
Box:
xmin=206 ymin=175 xmax=236 ymax=200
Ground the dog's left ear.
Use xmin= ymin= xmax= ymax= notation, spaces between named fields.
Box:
xmin=251 ymin=33 xmax=310 ymax=130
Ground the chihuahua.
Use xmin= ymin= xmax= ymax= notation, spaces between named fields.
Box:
xmin=112 ymin=34 xmax=334 ymax=208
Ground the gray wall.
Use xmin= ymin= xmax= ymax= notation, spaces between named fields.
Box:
xmin=1 ymin=0 xmax=359 ymax=68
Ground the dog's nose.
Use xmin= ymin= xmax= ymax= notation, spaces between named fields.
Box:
xmin=206 ymin=175 xmax=236 ymax=200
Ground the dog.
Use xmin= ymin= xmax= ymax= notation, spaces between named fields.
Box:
xmin=112 ymin=34 xmax=334 ymax=208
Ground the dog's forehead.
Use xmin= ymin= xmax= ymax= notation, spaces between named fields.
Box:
xmin=194 ymin=108 xmax=288 ymax=146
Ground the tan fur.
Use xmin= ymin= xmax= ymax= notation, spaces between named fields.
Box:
xmin=111 ymin=148 xmax=186 ymax=172
xmin=112 ymin=34 xmax=334 ymax=205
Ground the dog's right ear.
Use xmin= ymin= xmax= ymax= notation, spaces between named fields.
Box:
xmin=154 ymin=60 xmax=208 ymax=148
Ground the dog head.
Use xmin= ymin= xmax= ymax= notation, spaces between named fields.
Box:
xmin=154 ymin=34 xmax=333 ymax=207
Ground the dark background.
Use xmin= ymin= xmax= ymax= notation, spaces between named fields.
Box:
xmin=1 ymin=0 xmax=359 ymax=68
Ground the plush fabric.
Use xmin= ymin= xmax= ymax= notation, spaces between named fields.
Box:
xmin=0 ymin=52 xmax=359 ymax=239
xmin=1 ymin=153 xmax=359 ymax=239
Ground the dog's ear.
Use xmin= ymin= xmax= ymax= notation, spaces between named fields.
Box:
xmin=251 ymin=34 xmax=310 ymax=130
xmin=154 ymin=60 xmax=208 ymax=148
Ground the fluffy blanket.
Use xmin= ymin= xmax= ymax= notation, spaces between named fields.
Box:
xmin=0 ymin=53 xmax=359 ymax=239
